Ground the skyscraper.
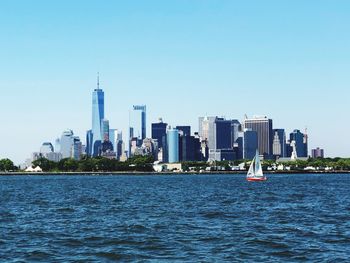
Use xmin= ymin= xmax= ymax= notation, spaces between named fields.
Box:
xmin=215 ymin=118 xmax=232 ymax=150
xmin=167 ymin=128 xmax=179 ymax=163
xmin=72 ymin=136 xmax=82 ymax=160
xmin=60 ymin=129 xmax=74 ymax=159
xmin=129 ymin=105 xmax=146 ymax=140
xmin=101 ymin=119 xmax=110 ymax=142
xmin=244 ymin=116 xmax=273 ymax=158
xmin=273 ymin=129 xmax=286 ymax=157
xmin=115 ymin=130 xmax=123 ymax=160
xmin=151 ymin=118 xmax=168 ymax=149
xmin=54 ymin=138 xmax=61 ymax=153
xmin=289 ymin=129 xmax=308 ymax=157
xmin=91 ymin=74 xmax=104 ymax=156
xmin=176 ymin=126 xmax=191 ymax=137
xmin=198 ymin=116 xmax=217 ymax=148
xmin=230 ymin=120 xmax=241 ymax=144
xmin=40 ymin=142 xmax=54 ymax=154
xmin=86 ymin=130 xmax=93 ymax=157
xmin=243 ymin=128 xmax=258 ymax=160
xmin=129 ymin=105 xmax=146 ymax=155
xmin=178 ymin=130 xmax=202 ymax=162
xmin=100 ymin=119 xmax=114 ymax=156
xmin=198 ymin=117 xmax=232 ymax=151
xmin=39 ymin=142 xmax=62 ymax=162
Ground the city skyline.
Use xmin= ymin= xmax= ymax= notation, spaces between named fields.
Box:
xmin=11 ymin=79 xmax=313 ymax=166
xmin=1 ymin=1 xmax=349 ymax=163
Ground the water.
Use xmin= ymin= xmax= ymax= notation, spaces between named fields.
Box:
xmin=1 ymin=174 xmax=350 ymax=262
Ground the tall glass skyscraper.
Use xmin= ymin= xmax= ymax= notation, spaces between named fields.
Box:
xmin=129 ymin=105 xmax=146 ymax=155
xmin=243 ymin=128 xmax=258 ymax=160
xmin=151 ymin=118 xmax=167 ymax=149
xmin=101 ymin=119 xmax=110 ymax=142
xmin=129 ymin=105 xmax=146 ymax=140
xmin=86 ymin=130 xmax=93 ymax=156
xmin=91 ymin=76 xmax=104 ymax=156
xmin=167 ymin=128 xmax=179 ymax=163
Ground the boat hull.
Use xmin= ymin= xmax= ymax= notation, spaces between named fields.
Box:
xmin=247 ymin=177 xmax=267 ymax=182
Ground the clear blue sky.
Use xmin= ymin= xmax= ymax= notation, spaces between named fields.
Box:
xmin=1 ymin=0 xmax=349 ymax=163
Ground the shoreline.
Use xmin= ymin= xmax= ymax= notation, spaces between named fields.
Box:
xmin=1 ymin=170 xmax=350 ymax=176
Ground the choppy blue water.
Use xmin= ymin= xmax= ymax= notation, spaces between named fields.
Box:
xmin=1 ymin=174 xmax=350 ymax=262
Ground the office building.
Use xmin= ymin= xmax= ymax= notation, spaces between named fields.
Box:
xmin=142 ymin=138 xmax=159 ymax=160
xmin=129 ymin=105 xmax=146 ymax=155
xmin=86 ymin=130 xmax=93 ymax=157
xmin=101 ymin=119 xmax=110 ymax=142
xmin=244 ymin=116 xmax=273 ymax=158
xmin=198 ymin=116 xmax=232 ymax=151
xmin=273 ymin=129 xmax=286 ymax=158
xmin=72 ymin=136 xmax=83 ymax=160
xmin=215 ymin=118 xmax=232 ymax=150
xmin=58 ymin=130 xmax=82 ymax=160
xmin=179 ymin=133 xmax=202 ymax=162
xmin=198 ymin=116 xmax=217 ymax=145
xmin=234 ymin=134 xmax=244 ymax=160
xmin=40 ymin=142 xmax=54 ymax=154
xmin=176 ymin=126 xmax=191 ymax=137
xmin=289 ymin=129 xmax=308 ymax=157
xmin=129 ymin=105 xmax=146 ymax=140
xmin=39 ymin=142 xmax=62 ymax=162
xmin=151 ymin=118 xmax=168 ymax=149
xmin=312 ymin=147 xmax=324 ymax=158
xmin=91 ymin=75 xmax=104 ymax=156
xmin=45 ymin=152 xmax=62 ymax=162
xmin=167 ymin=128 xmax=179 ymax=163
xmin=115 ymin=131 xmax=123 ymax=160
xmin=60 ymin=129 xmax=74 ymax=159
xmin=243 ymin=128 xmax=258 ymax=160
xmin=231 ymin=120 xmax=241 ymax=144
xmin=209 ymin=149 xmax=235 ymax=162
xmin=54 ymin=138 xmax=61 ymax=153
xmin=109 ymin=129 xmax=116 ymax=152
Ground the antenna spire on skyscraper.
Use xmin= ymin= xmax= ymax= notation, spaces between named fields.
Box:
xmin=97 ymin=72 xmax=100 ymax=90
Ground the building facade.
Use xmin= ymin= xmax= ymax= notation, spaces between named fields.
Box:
xmin=91 ymin=81 xmax=104 ymax=156
xmin=243 ymin=128 xmax=258 ymax=160
xmin=167 ymin=128 xmax=179 ymax=163
xmin=273 ymin=129 xmax=287 ymax=158
xmin=60 ymin=129 xmax=74 ymax=159
xmin=179 ymin=133 xmax=202 ymax=162
xmin=289 ymin=129 xmax=308 ymax=157
xmin=198 ymin=116 xmax=232 ymax=151
xmin=176 ymin=126 xmax=191 ymax=137
xmin=151 ymin=118 xmax=168 ymax=149
xmin=129 ymin=105 xmax=146 ymax=155
xmin=244 ymin=116 xmax=273 ymax=158
xmin=311 ymin=147 xmax=324 ymax=158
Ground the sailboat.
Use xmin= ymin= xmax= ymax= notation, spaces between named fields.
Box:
xmin=246 ymin=150 xmax=267 ymax=182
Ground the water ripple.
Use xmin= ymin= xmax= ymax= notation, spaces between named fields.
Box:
xmin=1 ymin=174 xmax=350 ymax=261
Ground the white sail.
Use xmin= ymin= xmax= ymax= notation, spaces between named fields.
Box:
xmin=254 ymin=151 xmax=264 ymax=178
xmin=246 ymin=150 xmax=264 ymax=179
xmin=247 ymin=157 xmax=255 ymax=178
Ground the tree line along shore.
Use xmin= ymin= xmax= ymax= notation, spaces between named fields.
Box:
xmin=1 ymin=156 xmax=350 ymax=173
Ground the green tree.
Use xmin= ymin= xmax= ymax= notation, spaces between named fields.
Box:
xmin=0 ymin=158 xmax=17 ymax=171
xmin=78 ymin=158 xmax=97 ymax=172
xmin=58 ymin=158 xmax=79 ymax=172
